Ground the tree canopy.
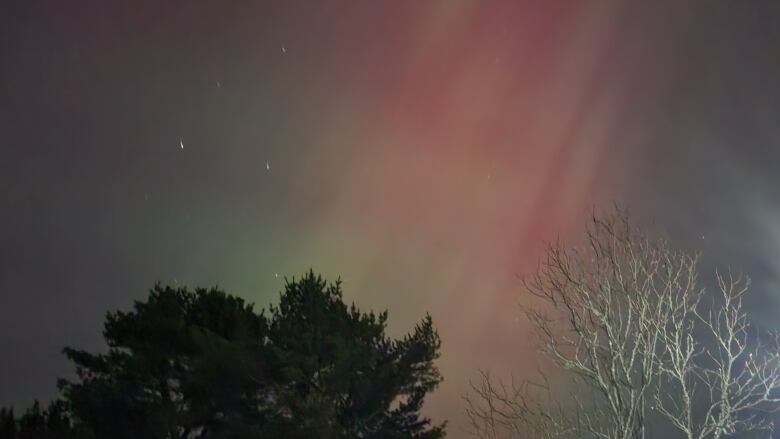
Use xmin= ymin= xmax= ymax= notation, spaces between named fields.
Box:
xmin=1 ymin=271 xmax=445 ymax=439
xmin=466 ymin=208 xmax=780 ymax=439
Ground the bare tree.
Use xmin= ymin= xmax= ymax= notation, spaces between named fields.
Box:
xmin=465 ymin=208 xmax=780 ymax=439
xmin=465 ymin=370 xmax=575 ymax=439
xmin=654 ymin=271 xmax=780 ymax=439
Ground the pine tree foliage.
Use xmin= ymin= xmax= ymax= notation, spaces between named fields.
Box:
xmin=2 ymin=271 xmax=445 ymax=439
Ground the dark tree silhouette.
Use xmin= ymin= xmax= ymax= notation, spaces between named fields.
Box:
xmin=265 ymin=272 xmax=444 ymax=439
xmin=0 ymin=400 xmax=75 ymax=439
xmin=2 ymin=271 xmax=445 ymax=439
xmin=0 ymin=408 xmax=16 ymax=438
xmin=61 ymin=283 xmax=270 ymax=439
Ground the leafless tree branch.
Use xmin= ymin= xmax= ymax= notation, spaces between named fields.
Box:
xmin=466 ymin=207 xmax=780 ymax=439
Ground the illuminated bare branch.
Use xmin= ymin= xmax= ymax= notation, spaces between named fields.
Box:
xmin=466 ymin=208 xmax=780 ymax=439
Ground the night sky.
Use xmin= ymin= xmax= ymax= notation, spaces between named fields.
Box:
xmin=2 ymin=2 xmax=780 ymax=437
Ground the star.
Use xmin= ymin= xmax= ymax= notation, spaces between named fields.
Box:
xmin=179 ymin=139 xmax=184 ymax=149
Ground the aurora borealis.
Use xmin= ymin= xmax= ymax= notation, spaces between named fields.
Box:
xmin=2 ymin=2 xmax=780 ymax=436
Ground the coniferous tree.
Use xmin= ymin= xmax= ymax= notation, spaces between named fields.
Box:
xmin=266 ymin=272 xmax=444 ymax=438
xmin=61 ymin=285 xmax=270 ymax=438
xmin=0 ymin=400 xmax=75 ymax=439
xmin=52 ymin=271 xmax=444 ymax=438
xmin=0 ymin=407 xmax=17 ymax=439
